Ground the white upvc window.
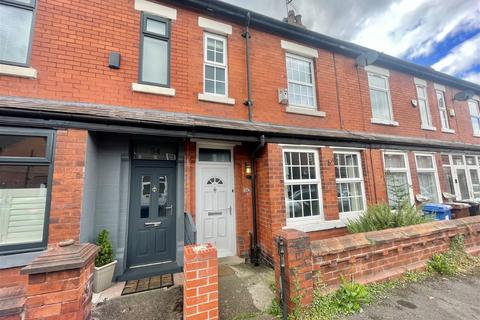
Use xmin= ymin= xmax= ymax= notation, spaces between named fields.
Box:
xmin=282 ymin=149 xmax=323 ymax=221
xmin=203 ymin=33 xmax=228 ymax=96
xmin=441 ymin=154 xmax=480 ymax=201
xmin=334 ymin=151 xmax=366 ymax=215
xmin=383 ymin=151 xmax=414 ymax=207
xmin=436 ymin=90 xmax=450 ymax=130
xmin=415 ymin=81 xmax=434 ymax=129
xmin=286 ymin=53 xmax=317 ymax=109
xmin=367 ymin=71 xmax=394 ymax=123
xmin=415 ymin=153 xmax=441 ymax=203
xmin=468 ymin=99 xmax=480 ymax=136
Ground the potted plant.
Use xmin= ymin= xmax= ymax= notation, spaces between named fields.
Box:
xmin=93 ymin=229 xmax=117 ymax=293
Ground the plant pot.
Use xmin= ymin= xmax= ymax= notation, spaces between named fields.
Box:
xmin=93 ymin=260 xmax=117 ymax=293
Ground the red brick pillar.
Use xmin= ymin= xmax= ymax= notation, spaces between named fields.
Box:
xmin=273 ymin=229 xmax=313 ymax=313
xmin=20 ymin=243 xmax=98 ymax=320
xmin=183 ymin=244 xmax=218 ymax=320
xmin=319 ymin=147 xmax=339 ymax=220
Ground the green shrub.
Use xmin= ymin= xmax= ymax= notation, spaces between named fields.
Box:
xmin=427 ymin=253 xmax=457 ymax=276
xmin=334 ymin=277 xmax=369 ymax=314
xmin=347 ymin=202 xmax=431 ymax=233
xmin=95 ymin=229 xmax=114 ymax=267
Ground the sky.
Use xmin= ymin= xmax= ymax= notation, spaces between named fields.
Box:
xmin=221 ymin=0 xmax=480 ymax=85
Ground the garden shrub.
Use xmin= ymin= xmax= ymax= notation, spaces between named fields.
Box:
xmin=95 ymin=229 xmax=114 ymax=267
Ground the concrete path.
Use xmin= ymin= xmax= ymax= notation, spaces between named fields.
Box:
xmin=345 ymin=269 xmax=480 ymax=320
xmin=218 ymin=257 xmax=276 ymax=320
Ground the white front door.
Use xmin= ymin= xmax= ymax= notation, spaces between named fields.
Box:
xmin=196 ymin=149 xmax=236 ymax=257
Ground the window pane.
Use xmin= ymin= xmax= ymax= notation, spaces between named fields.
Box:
xmin=452 ymin=155 xmax=464 ymax=165
xmin=469 ymin=169 xmax=480 ymax=198
xmin=140 ymin=175 xmax=151 ymax=218
xmin=443 ymin=167 xmax=455 ymax=195
xmin=468 ymin=101 xmax=479 ymax=117
xmin=216 ymin=81 xmax=225 ymax=95
xmin=0 ymin=165 xmax=48 ymax=246
xmin=0 ymin=135 xmax=47 ymax=158
xmin=416 ymin=155 xmax=434 ymax=169
xmin=0 ymin=4 xmax=33 ymax=64
xmin=456 ymin=168 xmax=470 ymax=200
xmin=368 ymin=74 xmax=386 ymax=89
xmin=418 ymin=99 xmax=431 ymax=126
xmin=385 ymin=172 xmax=410 ymax=207
xmin=141 ymin=36 xmax=168 ymax=85
xmin=205 ymin=80 xmax=215 ymax=94
xmin=418 ymin=172 xmax=439 ymax=202
xmin=199 ymin=148 xmax=231 ymax=162
xmin=158 ymin=175 xmax=168 ymax=217
xmin=370 ymin=89 xmax=390 ymax=120
xmin=384 ymin=154 xmax=405 ymax=169
xmin=466 ymin=156 xmax=476 ymax=166
xmin=146 ymin=18 xmax=166 ymax=36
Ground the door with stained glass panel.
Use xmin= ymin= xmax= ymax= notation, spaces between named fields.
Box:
xmin=127 ymin=162 xmax=176 ymax=268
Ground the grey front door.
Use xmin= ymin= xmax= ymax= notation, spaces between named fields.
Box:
xmin=127 ymin=161 xmax=176 ymax=268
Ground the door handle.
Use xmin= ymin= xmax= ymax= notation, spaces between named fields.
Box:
xmin=144 ymin=221 xmax=162 ymax=227
xmin=229 ymin=206 xmax=232 ymax=216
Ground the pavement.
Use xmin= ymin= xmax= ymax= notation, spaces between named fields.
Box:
xmin=344 ymin=269 xmax=480 ymax=320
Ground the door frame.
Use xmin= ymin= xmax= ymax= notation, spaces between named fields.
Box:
xmin=195 ymin=142 xmax=237 ymax=257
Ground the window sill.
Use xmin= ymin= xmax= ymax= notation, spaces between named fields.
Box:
xmin=285 ymin=218 xmax=345 ymax=232
xmin=441 ymin=128 xmax=455 ymax=134
xmin=0 ymin=250 xmax=44 ymax=269
xmin=371 ymin=118 xmax=399 ymax=126
xmin=198 ymin=93 xmax=235 ymax=105
xmin=0 ymin=64 xmax=37 ymax=79
xmin=474 ymin=133 xmax=480 ymax=138
xmin=131 ymin=83 xmax=175 ymax=96
xmin=286 ymin=106 xmax=326 ymax=117
xmin=421 ymin=125 xmax=437 ymax=131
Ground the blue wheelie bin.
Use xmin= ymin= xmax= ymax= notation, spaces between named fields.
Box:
xmin=422 ymin=203 xmax=452 ymax=220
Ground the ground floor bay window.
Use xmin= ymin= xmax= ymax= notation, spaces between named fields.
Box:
xmin=0 ymin=128 xmax=53 ymax=254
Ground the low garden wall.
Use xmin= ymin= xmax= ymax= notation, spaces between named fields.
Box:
xmin=273 ymin=216 xmax=480 ymax=312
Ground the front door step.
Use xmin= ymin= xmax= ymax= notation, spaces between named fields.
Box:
xmin=117 ymin=261 xmax=181 ymax=282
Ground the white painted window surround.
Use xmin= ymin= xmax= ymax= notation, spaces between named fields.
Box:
xmin=280 ymin=40 xmax=318 ymax=58
xmin=198 ymin=17 xmax=232 ymax=35
xmin=132 ymin=82 xmax=175 ymax=96
xmin=365 ymin=65 xmax=397 ymax=126
xmin=198 ymin=93 xmax=235 ymax=105
xmin=134 ymin=0 xmax=176 ymax=20
xmin=0 ymin=64 xmax=37 ymax=79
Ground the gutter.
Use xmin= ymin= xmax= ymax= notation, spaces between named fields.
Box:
xmin=173 ymin=0 xmax=480 ymax=94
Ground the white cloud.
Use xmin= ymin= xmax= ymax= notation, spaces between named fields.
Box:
xmin=431 ymin=33 xmax=480 ymax=76
xmin=462 ymin=71 xmax=480 ymax=85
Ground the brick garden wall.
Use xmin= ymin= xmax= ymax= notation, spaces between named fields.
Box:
xmin=274 ymin=216 xmax=480 ymax=312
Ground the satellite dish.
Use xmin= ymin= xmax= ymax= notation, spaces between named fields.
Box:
xmin=454 ymin=90 xmax=475 ymax=101
xmin=355 ymin=51 xmax=379 ymax=67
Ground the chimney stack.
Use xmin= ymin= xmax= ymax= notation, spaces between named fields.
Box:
xmin=283 ymin=9 xmax=306 ymax=28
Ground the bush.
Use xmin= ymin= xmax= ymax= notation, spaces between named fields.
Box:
xmin=95 ymin=229 xmax=114 ymax=267
xmin=347 ymin=202 xmax=431 ymax=233
xmin=334 ymin=277 xmax=369 ymax=314
xmin=427 ymin=253 xmax=456 ymax=276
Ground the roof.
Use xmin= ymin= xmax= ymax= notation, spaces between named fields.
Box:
xmin=171 ymin=0 xmax=480 ymax=94
xmin=2 ymin=95 xmax=480 ymax=153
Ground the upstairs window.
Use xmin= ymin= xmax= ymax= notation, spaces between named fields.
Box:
xmin=139 ymin=13 xmax=170 ymax=86
xmin=0 ymin=0 xmax=36 ymax=66
xmin=334 ymin=151 xmax=366 ymax=214
xmin=415 ymin=81 xmax=433 ymax=129
xmin=367 ymin=71 xmax=393 ymax=122
xmin=415 ymin=154 xmax=440 ymax=203
xmin=436 ymin=90 xmax=450 ymax=130
xmin=203 ymin=33 xmax=227 ymax=96
xmin=286 ymin=53 xmax=316 ymax=109
xmin=283 ymin=149 xmax=322 ymax=220
xmin=468 ymin=99 xmax=480 ymax=136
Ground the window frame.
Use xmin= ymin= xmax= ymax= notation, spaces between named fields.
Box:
xmin=435 ymin=89 xmax=450 ymax=130
xmin=0 ymin=127 xmax=55 ymax=255
xmin=285 ymin=52 xmax=317 ymax=110
xmin=414 ymin=153 xmax=442 ymax=203
xmin=415 ymin=83 xmax=433 ymax=129
xmin=0 ymin=0 xmax=37 ymax=67
xmin=383 ymin=151 xmax=414 ymax=206
xmin=468 ymin=98 xmax=480 ymax=136
xmin=367 ymin=71 xmax=394 ymax=122
xmin=282 ymin=147 xmax=324 ymax=225
xmin=202 ymin=32 xmax=228 ymax=97
xmin=138 ymin=12 xmax=171 ymax=87
xmin=333 ymin=150 xmax=367 ymax=216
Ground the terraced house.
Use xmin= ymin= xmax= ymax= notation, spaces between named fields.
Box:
xmin=1 ymin=0 xmax=480 ymax=312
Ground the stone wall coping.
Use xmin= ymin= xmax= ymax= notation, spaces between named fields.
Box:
xmin=184 ymin=243 xmax=216 ymax=261
xmin=20 ymin=243 xmax=98 ymax=275
xmin=311 ymin=216 xmax=480 ymax=256
xmin=0 ymin=285 xmax=25 ymax=317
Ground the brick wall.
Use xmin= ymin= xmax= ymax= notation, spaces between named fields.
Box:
xmin=274 ymin=216 xmax=480 ymax=312
xmin=183 ymin=244 xmax=219 ymax=320
xmin=0 ymin=1 xmax=478 ymax=146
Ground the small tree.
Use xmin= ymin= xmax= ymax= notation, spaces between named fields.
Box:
xmin=95 ymin=229 xmax=114 ymax=267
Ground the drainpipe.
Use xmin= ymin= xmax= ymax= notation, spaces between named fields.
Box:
xmin=242 ymin=12 xmax=253 ymax=122
xmin=250 ymin=135 xmax=265 ymax=266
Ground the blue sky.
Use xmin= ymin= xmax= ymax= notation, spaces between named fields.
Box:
xmin=222 ymin=0 xmax=480 ymax=84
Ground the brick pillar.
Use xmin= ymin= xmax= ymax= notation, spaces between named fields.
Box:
xmin=273 ymin=229 xmax=313 ymax=313
xmin=319 ymin=147 xmax=339 ymax=220
xmin=183 ymin=244 xmax=218 ymax=320
xmin=21 ymin=243 xmax=98 ymax=320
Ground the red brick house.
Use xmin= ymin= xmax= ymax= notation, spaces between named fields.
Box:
xmin=1 ymin=0 xmax=480 ymax=291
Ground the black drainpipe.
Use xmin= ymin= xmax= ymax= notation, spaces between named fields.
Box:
xmin=250 ymin=135 xmax=265 ymax=266
xmin=243 ymin=12 xmax=253 ymax=122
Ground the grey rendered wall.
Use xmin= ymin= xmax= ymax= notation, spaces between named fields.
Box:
xmin=80 ymin=133 xmax=98 ymax=243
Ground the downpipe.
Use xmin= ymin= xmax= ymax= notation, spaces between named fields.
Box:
xmin=250 ymin=135 xmax=265 ymax=266
xmin=277 ymin=237 xmax=288 ymax=320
